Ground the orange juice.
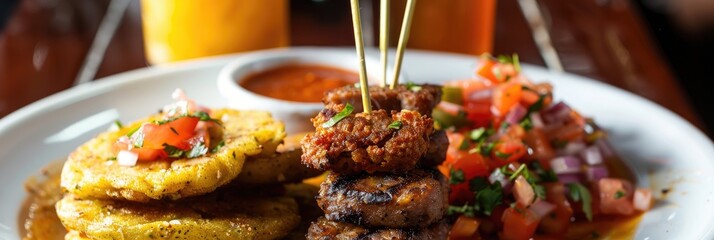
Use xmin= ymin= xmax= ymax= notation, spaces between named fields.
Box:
xmin=141 ymin=0 xmax=289 ymax=64
xmin=391 ymin=0 xmax=496 ymax=55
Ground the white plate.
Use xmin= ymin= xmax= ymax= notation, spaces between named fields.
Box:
xmin=1 ymin=47 xmax=713 ymax=240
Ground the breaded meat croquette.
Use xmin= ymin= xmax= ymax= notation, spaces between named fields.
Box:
xmin=55 ymin=191 xmax=300 ymax=240
xmin=316 ymin=169 xmax=448 ymax=228
xmin=61 ymin=109 xmax=285 ymax=202
xmin=307 ymin=217 xmax=448 ymax=240
xmin=322 ymin=84 xmax=442 ymax=116
xmin=301 ymin=106 xmax=433 ymax=174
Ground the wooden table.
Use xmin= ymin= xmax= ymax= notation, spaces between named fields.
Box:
xmin=0 ymin=0 xmax=707 ymax=135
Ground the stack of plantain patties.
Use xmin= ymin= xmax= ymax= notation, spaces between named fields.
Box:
xmin=301 ymin=85 xmax=451 ymax=240
xmin=57 ymin=109 xmax=321 ymax=240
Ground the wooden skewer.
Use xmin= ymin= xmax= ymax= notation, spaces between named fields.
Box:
xmin=379 ymin=0 xmax=390 ymax=88
xmin=349 ymin=0 xmax=372 ymax=114
xmin=390 ymin=0 xmax=416 ymax=89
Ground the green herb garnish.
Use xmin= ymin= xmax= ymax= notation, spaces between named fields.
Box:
xmin=405 ymin=82 xmax=422 ymax=92
xmin=113 ymin=120 xmax=123 ymax=128
xmin=388 ymin=120 xmax=402 ymax=130
xmin=449 ymin=168 xmax=465 ymax=185
xmin=322 ymin=103 xmax=354 ymax=128
xmin=474 ymin=181 xmax=503 ymax=216
xmin=469 ymin=128 xmax=486 ymax=141
xmin=186 ymin=143 xmax=208 ymax=158
xmin=495 ymin=151 xmax=512 ymax=160
xmin=211 ymin=140 xmax=225 ymax=153
xmin=567 ymin=183 xmax=594 ymax=221
xmin=614 ymin=190 xmax=626 ymax=199
xmin=163 ymin=144 xmax=185 ymax=158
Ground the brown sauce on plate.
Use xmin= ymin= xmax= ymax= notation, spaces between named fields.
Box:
xmin=239 ymin=64 xmax=358 ymax=102
xmin=18 ymin=160 xmax=66 ymax=240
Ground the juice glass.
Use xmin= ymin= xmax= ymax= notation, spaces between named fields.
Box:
xmin=141 ymin=0 xmax=289 ymax=64
xmin=391 ymin=0 xmax=496 ymax=55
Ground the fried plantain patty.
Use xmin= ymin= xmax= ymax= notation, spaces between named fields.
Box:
xmin=64 ymin=231 xmax=90 ymax=240
xmin=322 ymin=84 xmax=442 ymax=116
xmin=317 ymin=169 xmax=448 ymax=228
xmin=233 ymin=148 xmax=323 ymax=184
xmin=283 ymin=183 xmax=325 ymax=240
xmin=302 ymin=107 xmax=433 ymax=174
xmin=61 ymin=109 xmax=286 ymax=202
xmin=306 ymin=217 xmax=448 ymax=240
xmin=56 ymin=189 xmax=301 ymax=240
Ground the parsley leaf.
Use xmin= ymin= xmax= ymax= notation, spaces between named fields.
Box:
xmin=527 ymin=94 xmax=547 ymax=114
xmin=449 ymin=168 xmax=465 ymax=185
xmin=186 ymin=143 xmax=208 ymax=158
xmin=614 ymin=190 xmax=626 ymax=199
xmin=481 ymin=142 xmax=495 ymax=156
xmin=567 ymin=183 xmax=593 ymax=221
xmin=388 ymin=120 xmax=402 ymax=130
xmin=495 ymin=151 xmax=512 ymax=159
xmin=469 ymin=128 xmax=487 ymax=141
xmin=322 ymin=103 xmax=354 ymax=128
xmin=114 ymin=120 xmax=123 ymax=128
xmin=469 ymin=177 xmax=490 ymax=192
xmin=519 ymin=117 xmax=533 ymax=131
xmin=211 ymin=140 xmax=225 ymax=153
xmin=163 ymin=144 xmax=185 ymax=158
xmin=475 ymin=181 xmax=503 ymax=216
xmin=447 ymin=203 xmax=476 ymax=217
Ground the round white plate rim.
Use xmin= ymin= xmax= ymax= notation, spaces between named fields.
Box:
xmin=1 ymin=47 xmax=713 ymax=239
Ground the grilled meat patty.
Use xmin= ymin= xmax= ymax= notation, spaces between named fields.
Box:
xmin=316 ymin=169 xmax=448 ymax=228
xmin=302 ymin=107 xmax=433 ymax=174
xmin=307 ymin=217 xmax=448 ymax=240
xmin=424 ymin=130 xmax=448 ymax=167
xmin=322 ymin=84 xmax=442 ymax=116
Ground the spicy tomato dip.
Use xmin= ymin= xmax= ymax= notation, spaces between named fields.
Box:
xmin=239 ymin=65 xmax=358 ymax=102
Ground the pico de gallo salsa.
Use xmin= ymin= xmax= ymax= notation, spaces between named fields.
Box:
xmin=113 ymin=89 xmax=223 ymax=166
xmin=435 ymin=55 xmax=653 ymax=239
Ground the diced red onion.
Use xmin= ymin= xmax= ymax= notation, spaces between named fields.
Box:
xmin=557 ymin=173 xmax=582 ymax=185
xmin=437 ymin=102 xmax=463 ymax=116
xmin=505 ymin=104 xmax=527 ymax=125
xmin=467 ymin=89 xmax=493 ymax=101
xmin=117 ymin=150 xmax=138 ymax=167
xmin=529 ymin=200 xmax=556 ymax=220
xmin=489 ymin=168 xmax=510 ymax=189
xmin=557 ymin=141 xmax=587 ymax=156
xmin=550 ymin=156 xmax=581 ymax=174
xmin=543 ymin=102 xmax=572 ymax=124
xmin=633 ymin=188 xmax=653 ymax=211
xmin=596 ymin=139 xmax=615 ymax=158
xmin=514 ymin=176 xmax=535 ymax=207
xmin=581 ymin=145 xmax=603 ymax=165
xmin=585 ymin=165 xmax=609 ymax=182
xmin=530 ymin=113 xmax=545 ymax=129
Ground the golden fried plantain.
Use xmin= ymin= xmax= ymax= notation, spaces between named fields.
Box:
xmin=64 ymin=231 xmax=90 ymax=240
xmin=283 ymin=183 xmax=323 ymax=240
xmin=233 ymin=148 xmax=322 ymax=184
xmin=61 ymin=109 xmax=286 ymax=202
xmin=56 ymin=190 xmax=301 ymax=240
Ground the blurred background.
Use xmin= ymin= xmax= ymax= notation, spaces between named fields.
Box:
xmin=0 ymin=0 xmax=712 ymax=137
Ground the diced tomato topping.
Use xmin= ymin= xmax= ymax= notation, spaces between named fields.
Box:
xmin=492 ymin=82 xmax=522 ymax=116
xmin=538 ymin=183 xmax=573 ymax=235
xmin=598 ymin=178 xmax=635 ymax=215
xmin=141 ymin=116 xmax=200 ymax=150
xmin=523 ymin=128 xmax=555 ymax=167
xmin=449 ymin=215 xmax=481 ymax=240
xmin=500 ymin=207 xmax=540 ymax=240
xmin=131 ymin=148 xmax=168 ymax=161
xmin=489 ymin=138 xmax=526 ymax=168
xmin=477 ymin=60 xmax=499 ymax=84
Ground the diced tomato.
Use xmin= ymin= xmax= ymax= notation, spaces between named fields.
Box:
xmin=490 ymin=139 xmax=526 ymax=168
xmin=444 ymin=133 xmax=491 ymax=179
xmin=477 ymin=60 xmax=499 ymax=83
xmin=131 ymin=148 xmax=168 ymax=161
xmin=523 ymin=128 xmax=555 ymax=167
xmin=492 ymin=82 xmax=522 ymax=116
xmin=464 ymin=101 xmax=492 ymax=127
xmin=598 ymin=178 xmax=635 ymax=215
xmin=449 ymin=215 xmax=481 ymax=240
xmin=547 ymin=121 xmax=585 ymax=143
xmin=141 ymin=116 xmax=200 ymax=150
xmin=539 ymin=183 xmax=573 ymax=235
xmin=500 ymin=207 xmax=540 ymax=240
xmin=449 ymin=182 xmax=474 ymax=205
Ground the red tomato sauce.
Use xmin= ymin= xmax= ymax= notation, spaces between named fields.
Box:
xmin=239 ymin=65 xmax=359 ymax=102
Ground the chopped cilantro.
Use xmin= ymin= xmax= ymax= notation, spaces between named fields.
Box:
xmin=107 ymin=157 xmax=116 ymax=161
xmin=126 ymin=126 xmax=140 ymax=137
xmin=163 ymin=144 xmax=185 ymax=158
xmin=449 ymin=168 xmax=465 ymax=185
xmin=447 ymin=203 xmax=476 ymax=217
xmin=567 ymin=183 xmax=594 ymax=221
xmin=131 ymin=130 xmax=144 ymax=148
xmin=469 ymin=177 xmax=490 ymax=192
xmin=458 ymin=138 xmax=471 ymax=150
xmin=405 ymin=82 xmax=422 ymax=92
xmin=211 ymin=140 xmax=225 ymax=153
xmin=533 ymin=184 xmax=547 ymax=201
xmin=475 ymin=181 xmax=503 ymax=216
xmin=388 ymin=120 xmax=402 ymax=130
xmin=519 ymin=117 xmax=533 ymax=131
xmin=527 ymin=94 xmax=547 ymax=114
xmin=614 ymin=190 xmax=626 ymax=199
xmin=495 ymin=151 xmax=512 ymax=160
xmin=469 ymin=128 xmax=487 ymax=141
xmin=322 ymin=103 xmax=354 ymax=128
xmin=480 ymin=142 xmax=495 ymax=156
xmin=508 ymin=164 xmax=527 ymax=181
xmin=113 ymin=120 xmax=123 ymax=128
xmin=186 ymin=143 xmax=208 ymax=158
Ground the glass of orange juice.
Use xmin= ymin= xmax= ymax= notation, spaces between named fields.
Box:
xmin=391 ymin=0 xmax=496 ymax=55
xmin=140 ymin=0 xmax=289 ymax=64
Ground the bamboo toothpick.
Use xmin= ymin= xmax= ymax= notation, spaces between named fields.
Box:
xmin=379 ymin=0 xmax=390 ymax=87
xmin=350 ymin=0 xmax=372 ymax=114
xmin=390 ymin=0 xmax=416 ymax=89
